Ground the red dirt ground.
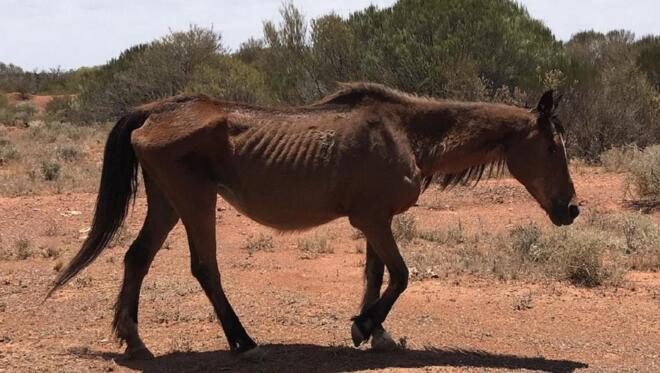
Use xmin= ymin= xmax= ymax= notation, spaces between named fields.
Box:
xmin=6 ymin=93 xmax=55 ymax=113
xmin=0 ymin=170 xmax=658 ymax=372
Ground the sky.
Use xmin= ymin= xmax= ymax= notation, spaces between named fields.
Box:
xmin=1 ymin=0 xmax=659 ymax=71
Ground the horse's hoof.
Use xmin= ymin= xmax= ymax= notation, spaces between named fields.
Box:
xmin=371 ymin=329 xmax=397 ymax=351
xmin=351 ymin=322 xmax=367 ymax=347
xmin=124 ymin=346 xmax=155 ymax=360
xmin=239 ymin=346 xmax=266 ymax=362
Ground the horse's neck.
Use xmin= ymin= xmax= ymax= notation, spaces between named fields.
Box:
xmin=406 ymin=105 xmax=526 ymax=176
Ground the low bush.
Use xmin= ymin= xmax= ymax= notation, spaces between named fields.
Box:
xmin=392 ymin=214 xmax=417 ymax=243
xmin=56 ymin=145 xmax=82 ymax=162
xmin=242 ymin=233 xmax=274 ymax=255
xmin=41 ymin=160 xmax=61 ymax=181
xmin=600 ymin=145 xmax=640 ymax=172
xmin=0 ymin=138 xmax=20 ymax=163
xmin=298 ymin=234 xmax=333 ymax=259
xmin=403 ymin=209 xmax=659 ymax=286
xmin=624 ymin=145 xmax=660 ymax=207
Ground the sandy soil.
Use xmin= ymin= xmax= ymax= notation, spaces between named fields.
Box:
xmin=0 ymin=170 xmax=659 ymax=372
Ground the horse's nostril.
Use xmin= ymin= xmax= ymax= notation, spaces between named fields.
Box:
xmin=569 ymin=204 xmax=580 ymax=219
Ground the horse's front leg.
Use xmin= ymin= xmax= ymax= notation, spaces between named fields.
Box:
xmin=360 ymin=242 xmax=397 ymax=350
xmin=350 ymin=215 xmax=409 ymax=348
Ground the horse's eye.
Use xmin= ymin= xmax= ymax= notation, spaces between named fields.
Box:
xmin=548 ymin=145 xmax=557 ymax=154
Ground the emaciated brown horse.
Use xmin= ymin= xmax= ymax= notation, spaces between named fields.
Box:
xmin=48 ymin=83 xmax=578 ymax=360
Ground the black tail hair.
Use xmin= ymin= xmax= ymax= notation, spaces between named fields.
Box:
xmin=47 ymin=110 xmax=150 ymax=297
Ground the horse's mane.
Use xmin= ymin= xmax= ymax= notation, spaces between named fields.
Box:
xmin=434 ymin=157 xmax=508 ymax=191
xmin=313 ymin=82 xmax=432 ymax=107
xmin=316 ymin=82 xmax=515 ymax=191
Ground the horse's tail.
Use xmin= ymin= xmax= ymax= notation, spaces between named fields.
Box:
xmin=47 ymin=110 xmax=150 ymax=298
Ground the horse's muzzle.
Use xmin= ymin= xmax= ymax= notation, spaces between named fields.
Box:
xmin=549 ymin=201 xmax=580 ymax=226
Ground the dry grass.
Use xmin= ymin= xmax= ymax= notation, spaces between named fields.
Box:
xmin=600 ymin=144 xmax=639 ymax=172
xmin=0 ymin=237 xmax=32 ymax=261
xmin=242 ymin=233 xmax=274 ymax=255
xmin=40 ymin=246 xmax=61 ymax=259
xmin=623 ymin=145 xmax=660 ymax=208
xmin=400 ymin=210 xmax=659 ymax=287
xmin=0 ymin=137 xmax=20 ymax=163
xmin=0 ymin=122 xmax=110 ymax=196
xmin=601 ymin=145 xmax=660 ymax=209
xmin=392 ymin=213 xmax=417 ymax=243
xmin=298 ymin=233 xmax=334 ymax=259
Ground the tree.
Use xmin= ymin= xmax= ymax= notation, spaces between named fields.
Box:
xmin=75 ymin=26 xmax=224 ymax=121
xmin=561 ymin=31 xmax=660 ymax=160
xmin=347 ymin=0 xmax=563 ymax=98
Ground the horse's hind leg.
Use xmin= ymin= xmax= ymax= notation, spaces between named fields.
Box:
xmin=152 ymin=164 xmax=261 ymax=359
xmin=360 ymin=243 xmax=396 ymax=351
xmin=113 ymin=173 xmax=178 ymax=360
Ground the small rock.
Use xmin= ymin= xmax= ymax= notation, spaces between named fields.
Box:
xmin=62 ymin=210 xmax=82 ymax=217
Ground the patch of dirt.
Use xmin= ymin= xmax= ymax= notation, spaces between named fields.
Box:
xmin=0 ymin=170 xmax=658 ymax=372
xmin=6 ymin=92 xmax=67 ymax=113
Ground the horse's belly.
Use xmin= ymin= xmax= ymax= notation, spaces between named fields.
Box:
xmin=217 ymin=183 xmax=342 ymax=231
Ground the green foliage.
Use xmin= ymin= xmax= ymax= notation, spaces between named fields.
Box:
xmin=75 ymin=26 xmax=224 ymax=121
xmin=185 ymin=55 xmax=271 ymax=103
xmin=44 ymin=96 xmax=77 ymax=122
xmin=636 ymin=35 xmax=660 ymax=90
xmin=0 ymin=63 xmax=78 ymax=95
xmin=561 ymin=31 xmax=660 ymax=161
xmin=259 ymin=3 xmax=317 ymax=103
xmin=348 ymin=0 xmax=562 ymax=97
xmin=309 ymin=13 xmax=358 ymax=92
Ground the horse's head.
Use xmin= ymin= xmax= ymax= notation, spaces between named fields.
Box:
xmin=506 ymin=90 xmax=579 ymax=226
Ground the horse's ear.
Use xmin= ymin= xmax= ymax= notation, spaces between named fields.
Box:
xmin=536 ymin=90 xmax=554 ymax=115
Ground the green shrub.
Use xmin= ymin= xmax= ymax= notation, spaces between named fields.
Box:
xmin=44 ymin=96 xmax=76 ymax=122
xmin=41 ymin=160 xmax=61 ymax=181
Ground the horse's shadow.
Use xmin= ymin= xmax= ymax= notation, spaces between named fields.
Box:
xmin=83 ymin=344 xmax=588 ymax=373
